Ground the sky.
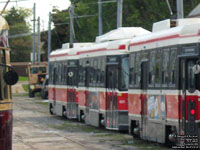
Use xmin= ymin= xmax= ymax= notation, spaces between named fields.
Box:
xmin=0 ymin=0 xmax=71 ymax=30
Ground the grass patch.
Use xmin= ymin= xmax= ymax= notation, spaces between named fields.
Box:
xmin=22 ymin=84 xmax=28 ymax=92
xmin=13 ymin=93 xmax=28 ymax=97
xmin=35 ymin=101 xmax=48 ymax=106
xmin=49 ymin=122 xmax=102 ymax=133
xmin=120 ymin=138 xmax=165 ymax=150
xmin=19 ymin=76 xmax=28 ymax=82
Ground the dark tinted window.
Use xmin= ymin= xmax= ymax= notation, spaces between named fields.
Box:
xmin=129 ymin=53 xmax=135 ymax=88
xmin=30 ymin=67 xmax=38 ymax=74
xmin=155 ymin=51 xmax=161 ymax=87
xmin=169 ymin=48 xmax=177 ymax=87
xmin=162 ymin=50 xmax=169 ymax=87
xmin=149 ymin=51 xmax=156 ymax=87
xmin=120 ymin=56 xmax=129 ymax=91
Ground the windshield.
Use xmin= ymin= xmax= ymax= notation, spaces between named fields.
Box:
xmin=30 ymin=67 xmax=38 ymax=74
xmin=39 ymin=66 xmax=46 ymax=73
xmin=120 ymin=56 xmax=129 ymax=91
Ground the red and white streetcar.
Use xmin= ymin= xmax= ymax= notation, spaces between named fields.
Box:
xmin=128 ymin=18 xmax=200 ymax=146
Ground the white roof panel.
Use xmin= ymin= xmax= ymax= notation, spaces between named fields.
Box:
xmin=96 ymin=27 xmax=150 ymax=43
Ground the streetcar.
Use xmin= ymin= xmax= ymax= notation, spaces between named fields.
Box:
xmin=0 ymin=16 xmax=18 ymax=150
xmin=48 ymin=27 xmax=150 ymax=131
xmin=77 ymin=27 xmax=150 ymax=130
xmin=128 ymin=18 xmax=200 ymax=147
xmin=48 ymin=43 xmax=92 ymax=118
xmin=27 ymin=62 xmax=47 ymax=97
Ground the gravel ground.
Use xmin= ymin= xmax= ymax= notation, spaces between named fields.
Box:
xmin=12 ymin=94 xmax=171 ymax=150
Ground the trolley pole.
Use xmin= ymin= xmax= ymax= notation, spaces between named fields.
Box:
xmin=32 ymin=3 xmax=36 ymax=64
xmin=98 ymin=0 xmax=103 ymax=35
xmin=37 ymin=17 xmax=41 ymax=64
xmin=69 ymin=4 xmax=74 ymax=48
xmin=48 ymin=12 xmax=52 ymax=75
xmin=117 ymin=0 xmax=123 ymax=28
xmin=177 ymin=0 xmax=184 ymax=19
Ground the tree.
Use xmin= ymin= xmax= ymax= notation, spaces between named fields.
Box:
xmin=41 ymin=0 xmax=200 ymax=53
xmin=4 ymin=7 xmax=32 ymax=62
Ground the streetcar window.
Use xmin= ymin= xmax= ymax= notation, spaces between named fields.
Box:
xmin=49 ymin=63 xmax=53 ymax=84
xmin=0 ymin=50 xmax=8 ymax=100
xmin=100 ymin=57 xmax=106 ymax=87
xmin=169 ymin=48 xmax=177 ymax=86
xmin=30 ymin=67 xmax=38 ymax=74
xmin=162 ymin=50 xmax=169 ymax=87
xmin=187 ymin=60 xmax=196 ymax=92
xmin=39 ymin=66 xmax=46 ymax=73
xmin=78 ymin=60 xmax=85 ymax=87
xmin=155 ymin=51 xmax=161 ymax=87
xmin=149 ymin=51 xmax=156 ymax=87
xmin=135 ymin=53 xmax=141 ymax=88
xmin=64 ymin=62 xmax=68 ymax=85
xmin=67 ymin=67 xmax=78 ymax=87
xmin=129 ymin=53 xmax=135 ymax=88
xmin=119 ymin=56 xmax=129 ymax=91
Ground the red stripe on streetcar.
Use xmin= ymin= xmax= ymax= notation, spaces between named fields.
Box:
xmin=77 ymin=48 xmax=107 ymax=54
xmin=130 ymin=32 xmax=200 ymax=47
xmin=130 ymin=34 xmax=179 ymax=47
xmin=50 ymin=45 xmax=128 ymax=59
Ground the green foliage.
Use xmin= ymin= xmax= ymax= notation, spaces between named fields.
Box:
xmin=19 ymin=76 xmax=29 ymax=81
xmin=22 ymin=84 xmax=28 ymax=92
xmin=4 ymin=7 xmax=32 ymax=62
xmin=41 ymin=0 xmax=200 ymax=52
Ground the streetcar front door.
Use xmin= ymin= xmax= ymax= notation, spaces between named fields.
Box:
xmin=106 ymin=65 xmax=118 ymax=129
xmin=67 ymin=67 xmax=78 ymax=118
xmin=180 ymin=58 xmax=199 ymax=137
xmin=85 ymin=66 xmax=90 ymax=124
xmin=140 ymin=61 xmax=148 ymax=139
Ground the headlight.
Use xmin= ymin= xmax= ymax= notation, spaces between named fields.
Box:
xmin=30 ymin=85 xmax=35 ymax=90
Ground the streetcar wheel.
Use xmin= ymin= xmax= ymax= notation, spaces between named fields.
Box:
xmin=28 ymin=85 xmax=34 ymax=98
xmin=41 ymin=90 xmax=46 ymax=99
xmin=29 ymin=89 xmax=34 ymax=98
xmin=49 ymin=104 xmax=54 ymax=115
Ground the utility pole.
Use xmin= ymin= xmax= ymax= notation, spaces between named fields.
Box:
xmin=48 ymin=12 xmax=52 ymax=74
xmin=32 ymin=3 xmax=36 ymax=64
xmin=37 ymin=17 xmax=41 ymax=64
xmin=117 ymin=0 xmax=123 ymax=28
xmin=98 ymin=0 xmax=103 ymax=36
xmin=69 ymin=4 xmax=74 ymax=48
xmin=177 ymin=0 xmax=184 ymax=19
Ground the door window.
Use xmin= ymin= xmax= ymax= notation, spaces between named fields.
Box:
xmin=187 ymin=60 xmax=196 ymax=93
xmin=120 ymin=56 xmax=129 ymax=91
xmin=106 ymin=66 xmax=118 ymax=89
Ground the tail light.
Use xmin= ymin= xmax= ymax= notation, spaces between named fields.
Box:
xmin=190 ymin=109 xmax=195 ymax=115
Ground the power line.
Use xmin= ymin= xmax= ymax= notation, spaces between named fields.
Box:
xmin=8 ymin=32 xmax=32 ymax=38
xmin=77 ymin=0 xmax=117 ymax=5
xmin=0 ymin=0 xmax=30 ymax=3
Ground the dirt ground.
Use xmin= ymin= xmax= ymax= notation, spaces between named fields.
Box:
xmin=12 ymin=94 xmax=171 ymax=150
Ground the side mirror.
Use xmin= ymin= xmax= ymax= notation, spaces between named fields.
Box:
xmin=4 ymin=70 xmax=19 ymax=85
xmin=192 ymin=64 xmax=200 ymax=74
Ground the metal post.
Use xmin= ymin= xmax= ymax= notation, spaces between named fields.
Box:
xmin=48 ymin=12 xmax=52 ymax=74
xmin=117 ymin=0 xmax=123 ymax=28
xmin=98 ymin=0 xmax=103 ymax=35
xmin=69 ymin=4 xmax=74 ymax=48
xmin=177 ymin=0 xmax=184 ymax=19
xmin=32 ymin=3 xmax=36 ymax=64
xmin=37 ymin=17 xmax=41 ymax=64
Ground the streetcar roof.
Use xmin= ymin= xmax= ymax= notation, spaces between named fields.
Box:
xmin=129 ymin=18 xmax=200 ymax=51
xmin=0 ymin=15 xmax=9 ymax=30
xmin=96 ymin=27 xmax=150 ymax=43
